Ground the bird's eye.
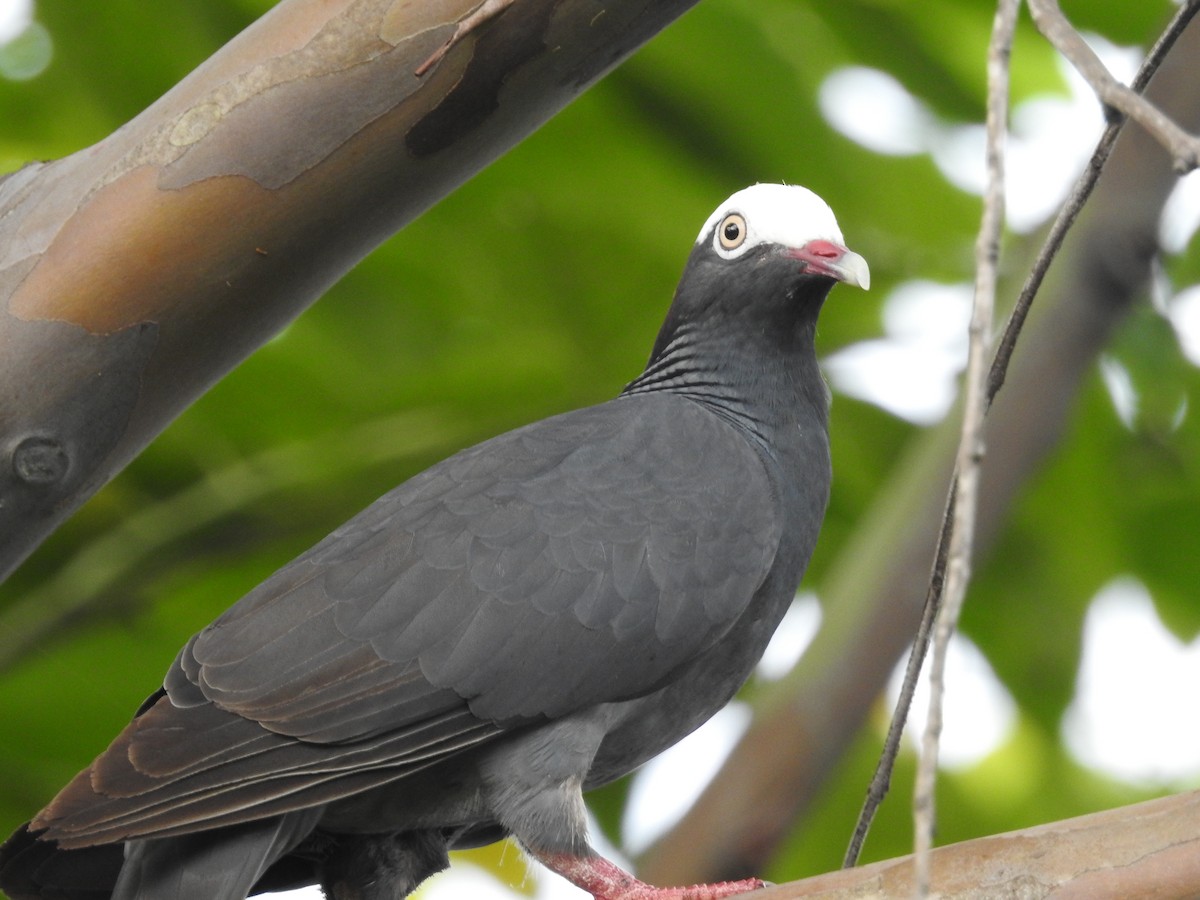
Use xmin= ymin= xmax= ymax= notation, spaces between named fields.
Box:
xmin=718 ymin=213 xmax=747 ymax=251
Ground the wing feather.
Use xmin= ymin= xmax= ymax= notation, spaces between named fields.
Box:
xmin=37 ymin=393 xmax=784 ymax=845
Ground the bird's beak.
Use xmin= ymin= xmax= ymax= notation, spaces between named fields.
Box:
xmin=787 ymin=240 xmax=870 ymax=290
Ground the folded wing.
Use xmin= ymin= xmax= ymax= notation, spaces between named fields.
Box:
xmin=37 ymin=394 xmax=783 ymax=847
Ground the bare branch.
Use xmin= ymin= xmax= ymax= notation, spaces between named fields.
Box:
xmin=414 ymin=0 xmax=517 ymax=77
xmin=989 ymin=0 xmax=1200 ymax=401
xmin=845 ymin=0 xmax=1200 ymax=875
xmin=841 ymin=488 xmax=953 ymax=869
xmin=1028 ymin=0 xmax=1200 ymax=173
xmin=912 ymin=3 xmax=1016 ymax=892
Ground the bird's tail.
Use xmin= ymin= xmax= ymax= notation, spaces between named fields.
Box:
xmin=0 ymin=808 xmax=322 ymax=900
xmin=0 ymin=821 xmax=123 ymax=899
xmin=111 ymin=807 xmax=323 ymax=900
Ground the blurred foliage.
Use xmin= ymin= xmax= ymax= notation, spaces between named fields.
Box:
xmin=1 ymin=0 xmax=1197 ymax=896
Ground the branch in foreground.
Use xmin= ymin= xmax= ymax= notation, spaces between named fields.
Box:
xmin=1028 ymin=0 xmax=1200 ymax=173
xmin=764 ymin=790 xmax=1200 ymax=899
xmin=989 ymin=0 xmax=1200 ymax=401
xmin=0 ymin=0 xmax=699 ymax=583
xmin=911 ymin=0 xmax=1016 ymax=892
xmin=847 ymin=0 xmax=1200 ymax=874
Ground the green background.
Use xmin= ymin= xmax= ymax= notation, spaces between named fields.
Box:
xmin=1 ymin=0 xmax=1197 ymax=893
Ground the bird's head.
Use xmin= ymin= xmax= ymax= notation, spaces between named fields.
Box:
xmin=646 ymin=184 xmax=868 ymax=368
xmin=694 ymin=183 xmax=869 ymax=292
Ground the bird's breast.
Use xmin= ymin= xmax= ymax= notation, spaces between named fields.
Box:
xmin=583 ymin=557 xmax=802 ymax=789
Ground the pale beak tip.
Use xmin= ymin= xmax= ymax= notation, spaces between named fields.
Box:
xmin=841 ymin=250 xmax=870 ymax=291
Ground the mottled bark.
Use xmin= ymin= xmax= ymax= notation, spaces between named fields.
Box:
xmin=0 ymin=0 xmax=698 ymax=581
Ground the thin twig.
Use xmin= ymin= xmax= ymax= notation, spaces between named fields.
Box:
xmin=841 ymin=485 xmax=954 ymax=868
xmin=414 ymin=0 xmax=517 ymax=76
xmin=1028 ymin=0 xmax=1200 ymax=174
xmin=911 ymin=1 xmax=1016 ymax=894
xmin=844 ymin=0 xmax=1200 ymax=872
xmin=989 ymin=0 xmax=1200 ymax=402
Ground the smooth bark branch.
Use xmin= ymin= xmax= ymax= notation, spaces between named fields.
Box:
xmin=763 ymin=790 xmax=1200 ymax=899
xmin=0 ymin=0 xmax=698 ymax=582
xmin=1028 ymin=0 xmax=1200 ymax=173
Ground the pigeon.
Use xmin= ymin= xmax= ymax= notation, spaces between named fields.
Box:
xmin=0 ymin=183 xmax=868 ymax=900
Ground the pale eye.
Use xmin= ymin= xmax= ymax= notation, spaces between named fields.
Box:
xmin=718 ymin=213 xmax=747 ymax=250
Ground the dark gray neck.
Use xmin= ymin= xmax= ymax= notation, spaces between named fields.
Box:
xmin=620 ymin=318 xmax=830 ymax=452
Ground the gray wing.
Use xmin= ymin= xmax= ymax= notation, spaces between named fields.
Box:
xmin=37 ymin=393 xmax=783 ymax=846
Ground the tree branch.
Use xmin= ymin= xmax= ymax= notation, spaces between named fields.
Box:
xmin=764 ymin=790 xmax=1200 ymax=899
xmin=1028 ymin=0 xmax=1200 ymax=174
xmin=989 ymin=0 xmax=1200 ymax=402
xmin=847 ymin=0 xmax=1200 ymax=874
xmin=847 ymin=0 xmax=1021 ymax=871
xmin=0 ymin=0 xmax=700 ymax=584
xmin=911 ymin=2 xmax=1015 ymax=892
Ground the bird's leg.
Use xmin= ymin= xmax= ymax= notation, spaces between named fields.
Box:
xmin=534 ymin=850 xmax=766 ymax=900
xmin=490 ymin=723 xmax=763 ymax=898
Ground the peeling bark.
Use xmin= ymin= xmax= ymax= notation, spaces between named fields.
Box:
xmin=0 ymin=0 xmax=699 ymax=581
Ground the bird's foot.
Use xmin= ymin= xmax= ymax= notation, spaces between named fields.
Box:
xmin=535 ymin=851 xmax=765 ymax=900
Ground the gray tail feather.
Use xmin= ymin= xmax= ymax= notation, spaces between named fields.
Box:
xmin=112 ymin=808 xmax=323 ymax=900
xmin=0 ymin=822 xmax=123 ymax=899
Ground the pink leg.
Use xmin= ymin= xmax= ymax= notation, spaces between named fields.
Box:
xmin=535 ymin=851 xmax=766 ymax=900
